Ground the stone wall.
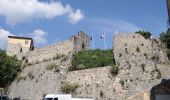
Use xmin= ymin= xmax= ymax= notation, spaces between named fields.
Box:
xmin=9 ymin=57 xmax=70 ymax=100
xmin=8 ymin=33 xmax=170 ymax=100
xmin=26 ymin=39 xmax=74 ymax=64
xmin=7 ymin=43 xmax=26 ymax=59
xmin=66 ymin=66 xmax=117 ymax=100
xmin=8 ymin=32 xmax=90 ymax=99
xmin=113 ymin=33 xmax=170 ymax=99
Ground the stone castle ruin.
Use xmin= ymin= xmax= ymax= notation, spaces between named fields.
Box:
xmin=7 ymin=32 xmax=170 ymax=100
xmin=7 ymin=31 xmax=90 ymax=60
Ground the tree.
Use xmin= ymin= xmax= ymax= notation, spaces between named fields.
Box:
xmin=0 ymin=50 xmax=21 ymax=87
xmin=160 ymin=29 xmax=170 ymax=48
xmin=160 ymin=29 xmax=170 ymax=60
xmin=135 ymin=30 xmax=152 ymax=39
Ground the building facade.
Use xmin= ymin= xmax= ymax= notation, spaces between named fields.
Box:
xmin=7 ymin=36 xmax=34 ymax=57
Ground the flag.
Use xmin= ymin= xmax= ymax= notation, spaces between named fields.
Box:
xmin=90 ymin=36 xmax=92 ymax=40
xmin=100 ymin=33 xmax=104 ymax=39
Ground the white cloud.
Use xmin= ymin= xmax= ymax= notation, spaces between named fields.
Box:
xmin=30 ymin=29 xmax=48 ymax=46
xmin=0 ymin=28 xmax=14 ymax=50
xmin=66 ymin=5 xmax=84 ymax=24
xmin=0 ymin=0 xmax=84 ymax=25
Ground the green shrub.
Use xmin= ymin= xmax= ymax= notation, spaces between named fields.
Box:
xmin=167 ymin=49 xmax=170 ymax=60
xmin=61 ymin=82 xmax=79 ymax=93
xmin=16 ymin=76 xmax=26 ymax=82
xmin=61 ymin=56 xmax=69 ymax=62
xmin=119 ymin=80 xmax=124 ymax=86
xmin=0 ymin=50 xmax=21 ymax=87
xmin=27 ymin=72 xmax=34 ymax=80
xmin=53 ymin=54 xmax=62 ymax=60
xmin=46 ymin=63 xmax=60 ymax=72
xmin=110 ymin=64 xmax=118 ymax=76
xmin=135 ymin=30 xmax=151 ymax=39
xmin=71 ymin=49 xmax=115 ymax=71
xmin=152 ymin=54 xmax=159 ymax=62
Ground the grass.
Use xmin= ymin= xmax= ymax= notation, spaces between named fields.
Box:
xmin=16 ymin=76 xmax=26 ymax=82
xmin=61 ymin=82 xmax=79 ymax=93
xmin=46 ymin=63 xmax=60 ymax=72
xmin=70 ymin=49 xmax=115 ymax=71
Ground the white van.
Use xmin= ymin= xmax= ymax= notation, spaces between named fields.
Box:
xmin=43 ymin=94 xmax=93 ymax=100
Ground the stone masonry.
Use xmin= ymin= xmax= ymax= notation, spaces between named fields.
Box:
xmin=113 ymin=33 xmax=170 ymax=99
xmin=8 ymin=33 xmax=170 ymax=100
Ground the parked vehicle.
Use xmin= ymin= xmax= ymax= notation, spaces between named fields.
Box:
xmin=43 ymin=94 xmax=93 ymax=100
xmin=0 ymin=94 xmax=9 ymax=100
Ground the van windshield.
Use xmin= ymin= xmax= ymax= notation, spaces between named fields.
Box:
xmin=43 ymin=98 xmax=53 ymax=100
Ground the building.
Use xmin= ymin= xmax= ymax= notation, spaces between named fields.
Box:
xmin=7 ymin=36 xmax=34 ymax=56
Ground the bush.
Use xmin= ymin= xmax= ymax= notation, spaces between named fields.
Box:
xmin=16 ymin=76 xmax=26 ymax=82
xmin=61 ymin=82 xmax=79 ymax=93
xmin=27 ymin=72 xmax=34 ymax=80
xmin=70 ymin=49 xmax=115 ymax=71
xmin=167 ymin=49 xmax=170 ymax=60
xmin=160 ymin=29 xmax=170 ymax=60
xmin=53 ymin=54 xmax=63 ymax=60
xmin=160 ymin=29 xmax=170 ymax=48
xmin=119 ymin=80 xmax=124 ymax=86
xmin=110 ymin=64 xmax=118 ymax=76
xmin=135 ymin=30 xmax=151 ymax=39
xmin=61 ymin=56 xmax=69 ymax=62
xmin=46 ymin=63 xmax=60 ymax=72
xmin=0 ymin=50 xmax=21 ymax=87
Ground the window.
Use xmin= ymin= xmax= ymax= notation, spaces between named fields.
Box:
xmin=25 ymin=40 xmax=28 ymax=44
xmin=53 ymin=98 xmax=58 ymax=100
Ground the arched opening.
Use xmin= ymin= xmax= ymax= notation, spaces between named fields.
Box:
xmin=82 ymin=42 xmax=85 ymax=50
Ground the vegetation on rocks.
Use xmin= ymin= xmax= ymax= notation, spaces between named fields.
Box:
xmin=16 ymin=76 xmax=26 ymax=82
xmin=70 ymin=49 xmax=116 ymax=71
xmin=0 ymin=50 xmax=21 ymax=87
xmin=61 ymin=82 xmax=79 ymax=93
xmin=160 ymin=29 xmax=170 ymax=60
xmin=135 ymin=30 xmax=152 ymax=39
xmin=46 ymin=63 xmax=60 ymax=72
xmin=27 ymin=72 xmax=34 ymax=80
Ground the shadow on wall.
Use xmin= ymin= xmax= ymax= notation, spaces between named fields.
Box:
xmin=150 ymin=79 xmax=170 ymax=100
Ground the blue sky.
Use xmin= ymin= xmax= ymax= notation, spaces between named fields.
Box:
xmin=0 ymin=0 xmax=168 ymax=50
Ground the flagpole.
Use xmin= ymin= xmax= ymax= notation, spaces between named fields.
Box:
xmin=92 ymin=33 xmax=94 ymax=49
xmin=104 ymin=33 xmax=106 ymax=50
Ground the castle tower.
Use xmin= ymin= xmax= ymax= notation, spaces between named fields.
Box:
xmin=7 ymin=36 xmax=34 ymax=57
xmin=73 ymin=31 xmax=90 ymax=53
